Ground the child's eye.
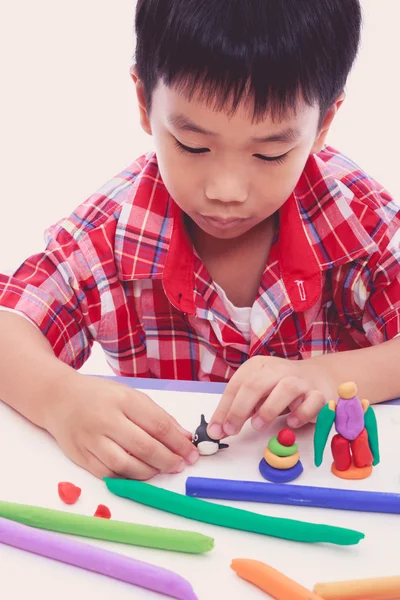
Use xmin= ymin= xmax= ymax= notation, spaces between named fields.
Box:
xmin=175 ymin=140 xmax=210 ymax=155
xmin=254 ymin=153 xmax=288 ymax=165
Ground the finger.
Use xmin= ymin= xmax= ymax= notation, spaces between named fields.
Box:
xmin=288 ymin=396 xmax=304 ymax=413
xmin=170 ymin=415 xmax=193 ymax=439
xmin=251 ymin=377 xmax=310 ymax=431
xmin=68 ymin=446 xmax=118 ymax=480
xmin=123 ymin=394 xmax=199 ymax=465
xmin=85 ymin=450 xmax=118 ymax=479
xmin=286 ymin=390 xmax=326 ymax=428
xmin=110 ymin=420 xmax=187 ymax=474
xmin=207 ymin=369 xmax=256 ymax=438
xmin=220 ymin=368 xmax=287 ymax=436
xmin=89 ymin=437 xmax=158 ymax=481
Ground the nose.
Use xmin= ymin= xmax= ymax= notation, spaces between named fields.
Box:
xmin=205 ymin=168 xmax=249 ymax=204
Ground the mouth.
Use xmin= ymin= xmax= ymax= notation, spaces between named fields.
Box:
xmin=201 ymin=215 xmax=247 ymax=230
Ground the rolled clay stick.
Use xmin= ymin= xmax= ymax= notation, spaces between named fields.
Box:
xmin=0 ymin=500 xmax=213 ymax=554
xmin=185 ymin=476 xmax=400 ymax=514
xmin=231 ymin=559 xmax=323 ymax=600
xmin=0 ymin=517 xmax=198 ymax=600
xmin=313 ymin=576 xmax=400 ymax=599
xmin=104 ymin=478 xmax=365 ymax=546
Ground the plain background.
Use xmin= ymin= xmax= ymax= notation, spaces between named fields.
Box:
xmin=1 ymin=0 xmax=399 ymax=375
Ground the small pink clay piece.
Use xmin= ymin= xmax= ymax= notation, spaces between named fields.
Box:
xmin=94 ymin=504 xmax=112 ymax=519
xmin=58 ymin=482 xmax=81 ymax=505
xmin=277 ymin=429 xmax=296 ymax=447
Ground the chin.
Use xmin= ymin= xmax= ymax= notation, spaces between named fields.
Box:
xmin=201 ymin=227 xmax=242 ymax=240
xmin=198 ymin=219 xmax=254 ymax=240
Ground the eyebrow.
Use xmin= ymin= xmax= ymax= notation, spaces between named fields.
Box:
xmin=168 ymin=114 xmax=216 ymax=136
xmin=168 ymin=114 xmax=301 ymax=144
xmin=251 ymin=128 xmax=301 ymax=144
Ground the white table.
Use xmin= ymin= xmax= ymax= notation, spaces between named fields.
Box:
xmin=1 ymin=387 xmax=400 ymax=599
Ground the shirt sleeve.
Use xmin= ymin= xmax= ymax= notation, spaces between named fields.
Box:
xmin=0 ymin=225 xmax=102 ymax=369
xmin=363 ymin=216 xmax=400 ymax=345
xmin=0 ymin=306 xmax=41 ymax=331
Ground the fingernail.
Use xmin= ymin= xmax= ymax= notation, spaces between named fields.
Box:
xmin=223 ymin=422 xmax=236 ymax=436
xmin=287 ymin=416 xmax=300 ymax=428
xmin=186 ymin=450 xmax=199 ymax=465
xmin=170 ymin=460 xmax=186 ymax=474
xmin=252 ymin=416 xmax=266 ymax=431
xmin=208 ymin=424 xmax=222 ymax=439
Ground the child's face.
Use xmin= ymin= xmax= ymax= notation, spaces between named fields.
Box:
xmin=136 ymin=79 xmax=340 ymax=240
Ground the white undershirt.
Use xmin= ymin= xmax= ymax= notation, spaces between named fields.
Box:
xmin=214 ymin=282 xmax=252 ymax=342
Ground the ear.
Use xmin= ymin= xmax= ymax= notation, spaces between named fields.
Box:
xmin=130 ymin=65 xmax=152 ymax=136
xmin=311 ymin=92 xmax=345 ymax=154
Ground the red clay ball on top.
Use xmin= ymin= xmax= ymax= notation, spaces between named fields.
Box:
xmin=277 ymin=428 xmax=296 ymax=447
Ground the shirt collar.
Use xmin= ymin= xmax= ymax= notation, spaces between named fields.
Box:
xmin=115 ymin=154 xmax=195 ymax=313
xmin=116 ymin=152 xmax=378 ymax=314
xmin=278 ymin=153 xmax=378 ymax=311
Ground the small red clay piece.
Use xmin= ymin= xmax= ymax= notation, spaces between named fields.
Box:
xmin=277 ymin=429 xmax=296 ymax=447
xmin=94 ymin=504 xmax=112 ymax=519
xmin=58 ymin=482 xmax=81 ymax=505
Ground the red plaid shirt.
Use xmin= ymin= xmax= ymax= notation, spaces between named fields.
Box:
xmin=1 ymin=147 xmax=399 ymax=381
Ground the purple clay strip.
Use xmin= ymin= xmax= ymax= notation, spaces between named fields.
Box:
xmin=0 ymin=517 xmax=198 ymax=600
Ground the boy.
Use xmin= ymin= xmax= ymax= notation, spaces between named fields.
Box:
xmin=0 ymin=0 xmax=399 ymax=481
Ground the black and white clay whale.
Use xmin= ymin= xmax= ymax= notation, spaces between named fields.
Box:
xmin=192 ymin=414 xmax=229 ymax=456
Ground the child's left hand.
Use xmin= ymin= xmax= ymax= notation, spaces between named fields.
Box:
xmin=207 ymin=356 xmax=335 ymax=439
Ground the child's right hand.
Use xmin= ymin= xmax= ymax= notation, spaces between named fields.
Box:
xmin=44 ymin=373 xmax=199 ymax=480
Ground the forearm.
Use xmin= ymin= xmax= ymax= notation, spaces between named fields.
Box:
xmin=313 ymin=337 xmax=400 ymax=404
xmin=0 ymin=312 xmax=77 ymax=428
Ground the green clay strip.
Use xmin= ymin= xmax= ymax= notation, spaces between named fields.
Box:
xmin=365 ymin=406 xmax=380 ymax=466
xmin=268 ymin=437 xmax=298 ymax=457
xmin=314 ymin=404 xmax=336 ymax=467
xmin=104 ymin=479 xmax=364 ymax=547
xmin=0 ymin=501 xmax=213 ymax=554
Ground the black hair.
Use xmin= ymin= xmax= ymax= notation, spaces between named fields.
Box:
xmin=135 ymin=0 xmax=362 ymax=122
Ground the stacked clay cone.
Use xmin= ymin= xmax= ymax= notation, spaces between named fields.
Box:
xmin=259 ymin=429 xmax=303 ymax=483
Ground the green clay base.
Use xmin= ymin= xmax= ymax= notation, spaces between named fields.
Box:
xmin=0 ymin=501 xmax=213 ymax=554
xmin=268 ymin=436 xmax=298 ymax=457
xmin=104 ymin=479 xmax=364 ymax=547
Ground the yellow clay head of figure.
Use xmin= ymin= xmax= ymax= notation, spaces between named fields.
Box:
xmin=338 ymin=382 xmax=358 ymax=400
xmin=132 ymin=0 xmax=362 ymax=241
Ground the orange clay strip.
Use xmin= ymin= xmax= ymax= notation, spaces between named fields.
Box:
xmin=313 ymin=576 xmax=400 ymax=599
xmin=231 ymin=558 xmax=323 ymax=600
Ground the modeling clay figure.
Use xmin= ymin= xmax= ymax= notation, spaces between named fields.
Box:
xmin=192 ymin=415 xmax=229 ymax=456
xmin=314 ymin=382 xmax=379 ymax=480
